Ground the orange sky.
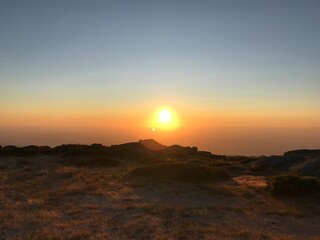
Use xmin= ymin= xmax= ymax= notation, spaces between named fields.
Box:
xmin=1 ymin=104 xmax=319 ymax=155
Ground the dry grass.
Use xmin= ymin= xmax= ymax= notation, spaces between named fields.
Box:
xmin=0 ymin=156 xmax=319 ymax=240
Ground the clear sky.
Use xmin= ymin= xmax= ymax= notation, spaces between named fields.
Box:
xmin=1 ymin=0 xmax=320 ymax=155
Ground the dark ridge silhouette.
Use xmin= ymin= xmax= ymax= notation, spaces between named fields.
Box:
xmin=2 ymin=145 xmax=18 ymax=152
xmin=0 ymin=140 xmax=319 ymax=178
xmin=53 ymin=143 xmax=109 ymax=157
xmin=284 ymin=149 xmax=320 ymax=157
xmin=0 ymin=139 xmax=224 ymax=160
xmin=139 ymin=139 xmax=167 ymax=150
xmin=0 ymin=145 xmax=51 ymax=156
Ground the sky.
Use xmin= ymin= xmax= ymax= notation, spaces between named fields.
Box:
xmin=0 ymin=0 xmax=320 ymax=155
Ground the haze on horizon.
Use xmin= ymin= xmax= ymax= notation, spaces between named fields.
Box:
xmin=1 ymin=0 xmax=320 ymax=156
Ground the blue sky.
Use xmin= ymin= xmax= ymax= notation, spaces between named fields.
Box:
xmin=1 ymin=0 xmax=319 ymax=103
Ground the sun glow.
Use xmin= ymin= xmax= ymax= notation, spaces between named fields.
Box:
xmin=149 ymin=107 xmax=180 ymax=130
xmin=159 ymin=110 xmax=171 ymax=123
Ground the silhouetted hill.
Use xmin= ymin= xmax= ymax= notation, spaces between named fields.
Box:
xmin=0 ymin=139 xmax=222 ymax=160
xmin=1 ymin=141 xmax=319 ymax=178
xmin=139 ymin=139 xmax=167 ymax=150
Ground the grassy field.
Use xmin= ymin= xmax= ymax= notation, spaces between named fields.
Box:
xmin=0 ymin=153 xmax=319 ymax=240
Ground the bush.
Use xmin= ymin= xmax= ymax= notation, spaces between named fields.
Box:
xmin=267 ymin=174 xmax=320 ymax=197
xmin=128 ymin=162 xmax=230 ymax=183
xmin=0 ymin=145 xmax=51 ymax=156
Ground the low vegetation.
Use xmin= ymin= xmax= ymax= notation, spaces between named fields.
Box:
xmin=128 ymin=162 xmax=230 ymax=183
xmin=267 ymin=174 xmax=320 ymax=197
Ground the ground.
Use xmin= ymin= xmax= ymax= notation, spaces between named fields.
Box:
xmin=0 ymin=155 xmax=319 ymax=240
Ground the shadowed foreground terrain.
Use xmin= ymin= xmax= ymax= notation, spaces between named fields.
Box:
xmin=0 ymin=140 xmax=319 ymax=240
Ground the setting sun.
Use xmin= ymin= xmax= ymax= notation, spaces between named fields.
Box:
xmin=159 ymin=110 xmax=171 ymax=123
xmin=148 ymin=107 xmax=180 ymax=130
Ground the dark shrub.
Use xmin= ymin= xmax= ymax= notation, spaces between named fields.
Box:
xmin=284 ymin=149 xmax=320 ymax=157
xmin=20 ymin=145 xmax=40 ymax=156
xmin=53 ymin=144 xmax=110 ymax=157
xmin=267 ymin=174 xmax=320 ymax=197
xmin=3 ymin=145 xmax=18 ymax=150
xmin=0 ymin=145 xmax=18 ymax=156
xmin=0 ymin=145 xmax=52 ymax=156
xmin=128 ymin=162 xmax=230 ymax=183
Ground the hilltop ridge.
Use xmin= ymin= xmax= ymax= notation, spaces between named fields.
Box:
xmin=0 ymin=139 xmax=319 ymax=178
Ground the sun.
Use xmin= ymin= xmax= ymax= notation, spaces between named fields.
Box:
xmin=149 ymin=107 xmax=180 ymax=130
xmin=159 ymin=109 xmax=171 ymax=123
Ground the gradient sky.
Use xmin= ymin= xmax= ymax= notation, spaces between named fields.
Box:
xmin=1 ymin=0 xmax=320 ymax=155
